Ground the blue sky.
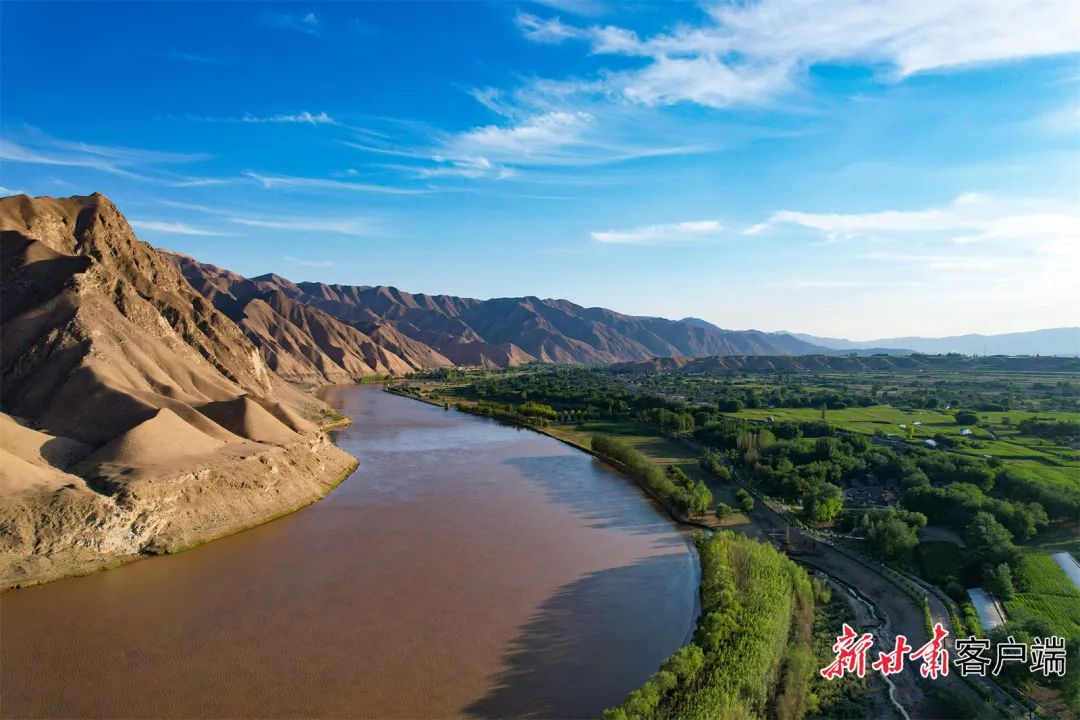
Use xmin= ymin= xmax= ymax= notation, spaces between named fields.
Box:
xmin=2 ymin=0 xmax=1078 ymax=339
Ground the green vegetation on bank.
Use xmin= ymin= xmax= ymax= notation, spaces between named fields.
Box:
xmin=808 ymin=588 xmax=880 ymax=719
xmin=592 ymin=434 xmax=712 ymax=517
xmin=317 ymin=406 xmax=350 ymax=429
xmin=603 ymin=531 xmax=816 ymax=720
xmin=458 ymin=399 xmax=558 ymax=426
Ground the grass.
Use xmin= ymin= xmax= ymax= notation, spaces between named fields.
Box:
xmin=318 ymin=407 xmax=351 ymax=430
xmin=1004 ymin=551 xmax=1080 ymax=639
xmin=540 ymin=420 xmax=751 ymax=527
xmin=1029 ymin=525 xmax=1080 ymax=554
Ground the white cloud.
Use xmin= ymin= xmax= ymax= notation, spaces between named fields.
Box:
xmin=419 ymin=155 xmax=514 ymax=180
xmin=591 ymin=220 xmax=724 ymax=245
xmin=519 ymin=0 xmax=1080 ymax=108
xmin=450 ymin=111 xmax=595 ymax=160
xmin=620 ymin=54 xmax=794 ymax=108
xmin=747 ymin=193 xmax=1080 ymax=250
xmin=432 ymin=110 xmax=678 ymax=172
xmin=130 ymin=219 xmax=231 ymax=236
xmin=154 ymin=199 xmax=378 ymax=238
xmin=334 ymin=84 xmax=721 ymax=176
xmin=0 ymin=185 xmax=27 ymax=196
xmin=530 ymin=0 xmax=608 ymax=16
xmin=241 ymin=111 xmax=334 ymax=125
xmin=0 ymin=129 xmax=213 ymax=184
xmin=264 ymin=11 xmax=319 ymax=34
xmin=516 ymin=12 xmax=584 ymax=43
xmin=230 ymin=216 xmax=372 ymax=236
xmin=468 ymin=88 xmax=516 ymax=118
xmin=748 ymin=193 xmax=1080 ymax=322
xmin=171 ymin=177 xmax=231 ymax=187
xmin=432 ymin=107 xmax=712 ymax=170
xmin=190 ymin=111 xmax=335 ymax=125
xmin=243 ymin=170 xmax=431 ymax=194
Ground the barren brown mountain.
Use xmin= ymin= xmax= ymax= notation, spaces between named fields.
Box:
xmin=0 ymin=193 xmax=356 ymax=588
xmin=166 ymin=252 xmax=453 ymax=384
xmin=172 ymin=253 xmax=830 ymax=376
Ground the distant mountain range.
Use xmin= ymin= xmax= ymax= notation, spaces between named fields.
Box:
xmin=682 ymin=318 xmax=914 ymax=355
xmin=169 ymin=248 xmax=1076 ymax=386
xmin=168 ymin=256 xmax=839 ymax=384
xmin=788 ymin=328 xmax=1080 ymax=357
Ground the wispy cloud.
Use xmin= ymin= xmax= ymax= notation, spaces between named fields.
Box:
xmin=231 ymin=216 xmax=373 ymax=236
xmin=450 ymin=111 xmax=594 ymax=159
xmin=746 ymin=193 xmax=1080 ymax=249
xmin=130 ymin=219 xmax=232 ymax=236
xmin=429 ymin=106 xmax=720 ymax=173
xmin=332 ymin=98 xmax=721 ymax=181
xmin=0 ymin=185 xmax=27 ymax=196
xmin=529 ymin=0 xmax=609 ymax=16
xmin=0 ymin=128 xmax=216 ymax=185
xmin=243 ymin=170 xmax=432 ymax=195
xmin=516 ymin=12 xmax=583 ymax=44
xmin=245 ymin=111 xmax=334 ymax=125
xmin=171 ymin=177 xmax=231 ymax=187
xmin=156 ymin=198 xmax=378 ymax=238
xmin=517 ymin=0 xmax=1080 ymax=108
xmin=746 ymin=191 xmax=1080 ymax=321
xmin=591 ymin=220 xmax=724 ymax=245
xmin=188 ymin=110 xmax=336 ymax=125
xmin=263 ymin=11 xmax=319 ymax=34
xmin=284 ymin=255 xmax=334 ymax=268
xmin=419 ymin=156 xmax=514 ymax=180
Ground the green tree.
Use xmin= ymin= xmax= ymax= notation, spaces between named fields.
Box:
xmin=954 ymin=410 xmax=979 ymax=426
xmin=965 ymin=512 xmax=1020 ymax=569
xmin=803 ymin=483 xmax=844 ymax=523
xmin=983 ymin=563 xmax=1016 ymax=600
xmin=814 ymin=436 xmax=836 ymax=460
xmin=862 ymin=509 xmax=920 ymax=560
xmin=689 ymin=481 xmax=713 ymax=515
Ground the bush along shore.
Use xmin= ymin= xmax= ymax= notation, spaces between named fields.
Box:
xmin=604 ymin=531 xmax=817 ymax=720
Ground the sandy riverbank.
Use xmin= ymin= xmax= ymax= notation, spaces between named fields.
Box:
xmin=1 ymin=435 xmax=356 ymax=590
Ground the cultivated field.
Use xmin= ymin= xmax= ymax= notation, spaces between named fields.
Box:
xmin=1005 ymin=551 xmax=1080 ymax=639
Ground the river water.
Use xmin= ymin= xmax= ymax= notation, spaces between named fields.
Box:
xmin=1 ymin=386 xmax=697 ymax=718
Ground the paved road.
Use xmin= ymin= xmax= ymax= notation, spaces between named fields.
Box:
xmin=724 ymin=473 xmax=1012 ymax=719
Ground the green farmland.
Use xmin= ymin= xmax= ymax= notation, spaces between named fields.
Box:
xmin=1005 ymin=551 xmax=1080 ymax=639
xmin=728 ymin=405 xmax=1080 ymax=492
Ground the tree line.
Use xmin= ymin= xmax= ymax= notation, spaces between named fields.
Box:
xmin=603 ymin=532 xmax=817 ymax=720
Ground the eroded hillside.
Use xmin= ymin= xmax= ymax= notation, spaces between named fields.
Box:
xmin=0 ymin=193 xmax=356 ymax=588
